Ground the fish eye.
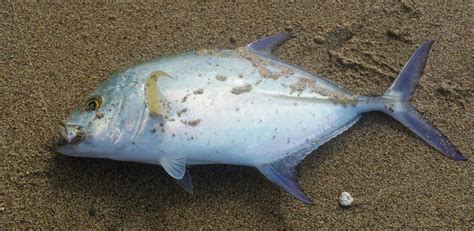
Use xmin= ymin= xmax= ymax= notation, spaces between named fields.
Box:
xmin=85 ymin=97 xmax=101 ymax=112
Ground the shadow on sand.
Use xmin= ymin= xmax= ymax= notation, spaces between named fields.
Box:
xmin=48 ymin=151 xmax=290 ymax=227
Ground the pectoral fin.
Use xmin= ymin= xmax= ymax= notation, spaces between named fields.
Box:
xmin=159 ymin=157 xmax=187 ymax=179
xmin=145 ymin=70 xmax=173 ymax=118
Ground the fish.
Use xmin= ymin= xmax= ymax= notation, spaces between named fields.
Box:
xmin=56 ymin=32 xmax=467 ymax=204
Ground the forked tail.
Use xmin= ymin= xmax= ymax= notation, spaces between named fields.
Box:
xmin=358 ymin=40 xmax=466 ymax=161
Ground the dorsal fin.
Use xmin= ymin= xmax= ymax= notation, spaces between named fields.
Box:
xmin=258 ymin=158 xmax=314 ymax=205
xmin=246 ymin=32 xmax=294 ymax=56
xmin=159 ymin=157 xmax=187 ymax=179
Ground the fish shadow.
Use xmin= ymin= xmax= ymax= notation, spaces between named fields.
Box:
xmin=49 ymin=153 xmax=289 ymax=227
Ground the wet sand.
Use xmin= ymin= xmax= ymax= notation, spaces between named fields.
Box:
xmin=1 ymin=1 xmax=472 ymax=229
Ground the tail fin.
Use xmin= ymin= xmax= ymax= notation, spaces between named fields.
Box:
xmin=360 ymin=40 xmax=466 ymax=161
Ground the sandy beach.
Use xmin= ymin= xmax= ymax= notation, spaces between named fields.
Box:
xmin=1 ymin=1 xmax=472 ymax=229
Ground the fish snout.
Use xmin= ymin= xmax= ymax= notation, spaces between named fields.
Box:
xmin=57 ymin=123 xmax=84 ymax=144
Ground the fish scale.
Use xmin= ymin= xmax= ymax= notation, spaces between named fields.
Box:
xmin=57 ymin=32 xmax=467 ymax=204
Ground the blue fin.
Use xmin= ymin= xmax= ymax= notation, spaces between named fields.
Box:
xmin=258 ymin=159 xmax=314 ymax=205
xmin=384 ymin=40 xmax=434 ymax=100
xmin=358 ymin=40 xmax=467 ymax=161
xmin=159 ymin=157 xmax=187 ymax=179
xmin=175 ymin=169 xmax=193 ymax=194
xmin=387 ymin=106 xmax=466 ymax=161
xmin=247 ymin=32 xmax=294 ymax=56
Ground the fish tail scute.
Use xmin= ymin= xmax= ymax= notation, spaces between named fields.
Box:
xmin=359 ymin=40 xmax=466 ymax=161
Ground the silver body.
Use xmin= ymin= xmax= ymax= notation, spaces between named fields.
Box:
xmin=106 ymin=49 xmax=359 ymax=167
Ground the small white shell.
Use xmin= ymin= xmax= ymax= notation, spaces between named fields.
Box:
xmin=339 ymin=191 xmax=353 ymax=207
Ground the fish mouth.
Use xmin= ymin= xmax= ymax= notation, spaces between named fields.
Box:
xmin=56 ymin=123 xmax=84 ymax=146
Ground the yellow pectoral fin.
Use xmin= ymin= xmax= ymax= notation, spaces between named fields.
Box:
xmin=145 ymin=71 xmax=173 ymax=118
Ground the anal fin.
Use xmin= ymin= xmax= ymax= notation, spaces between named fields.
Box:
xmin=258 ymin=159 xmax=314 ymax=205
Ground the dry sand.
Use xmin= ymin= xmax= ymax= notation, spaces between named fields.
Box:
xmin=1 ymin=1 xmax=472 ymax=229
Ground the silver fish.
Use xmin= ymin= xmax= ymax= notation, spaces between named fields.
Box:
xmin=56 ymin=33 xmax=466 ymax=204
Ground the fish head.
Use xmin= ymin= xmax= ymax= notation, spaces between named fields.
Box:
xmin=56 ymin=73 xmax=144 ymax=158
